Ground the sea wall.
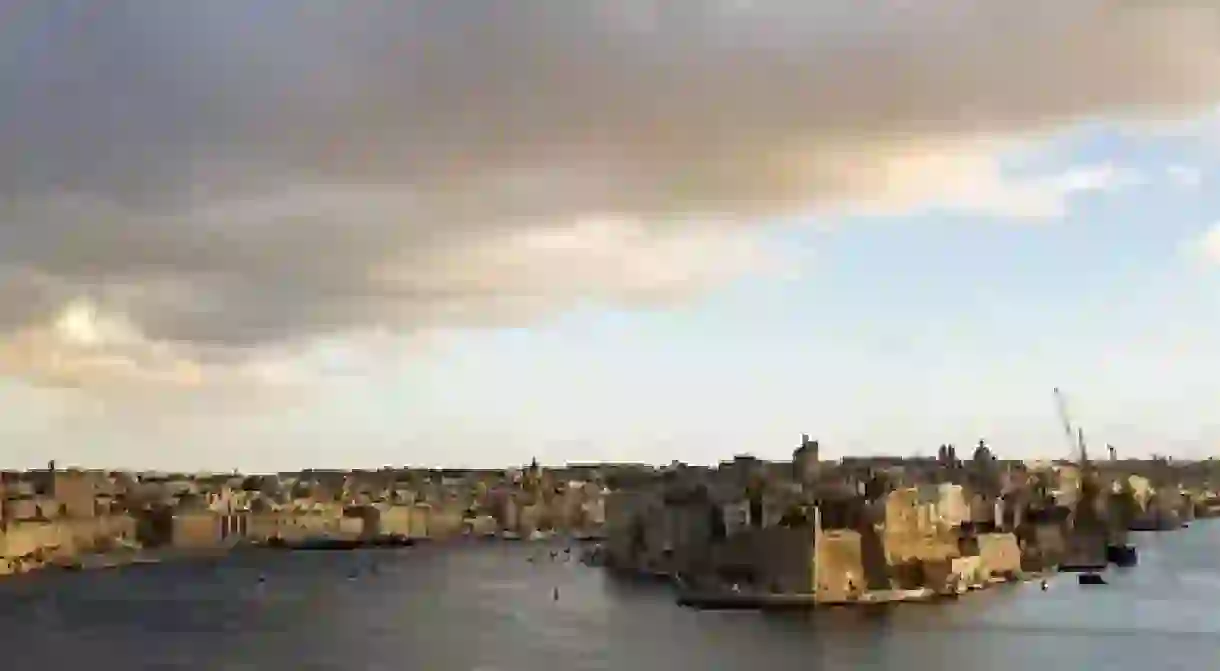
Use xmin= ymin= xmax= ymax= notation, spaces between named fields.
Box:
xmin=409 ymin=505 xmax=431 ymax=539
xmin=427 ymin=506 xmax=465 ymax=540
xmin=882 ymin=489 xmax=960 ymax=564
xmin=751 ymin=527 xmax=815 ymax=593
xmin=1 ymin=516 xmax=137 ymax=575
xmin=699 ymin=526 xmax=817 ymax=592
xmin=951 ymin=555 xmax=985 ymax=586
xmin=355 ymin=504 xmax=432 ymax=540
xmin=1028 ymin=523 xmax=1067 ymax=570
xmin=977 ymin=533 xmax=1021 ymax=578
xmin=245 ymin=511 xmax=353 ymax=543
xmin=171 ymin=513 xmax=225 ymax=549
xmin=371 ymin=505 xmax=412 ymax=536
xmin=816 ymin=529 xmax=864 ymax=602
xmin=922 ymin=555 xmax=985 ymax=593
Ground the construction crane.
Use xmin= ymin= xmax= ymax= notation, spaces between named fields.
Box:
xmin=1053 ymin=387 xmax=1088 ymax=464
xmin=1054 ymin=388 xmax=1131 ymax=567
xmin=1055 ymin=388 xmax=1104 ymax=532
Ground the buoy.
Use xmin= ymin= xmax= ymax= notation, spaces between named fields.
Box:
xmin=1040 ymin=579 xmax=1049 ymax=591
xmin=553 ymin=586 xmax=560 ymax=601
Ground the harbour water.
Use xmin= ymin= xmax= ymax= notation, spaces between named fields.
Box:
xmin=1 ymin=522 xmax=1219 ymax=670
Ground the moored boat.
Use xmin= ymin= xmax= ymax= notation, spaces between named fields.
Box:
xmin=1105 ymin=544 xmax=1138 ymax=567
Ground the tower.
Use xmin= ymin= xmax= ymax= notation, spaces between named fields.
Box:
xmin=794 ymin=434 xmax=820 ymax=485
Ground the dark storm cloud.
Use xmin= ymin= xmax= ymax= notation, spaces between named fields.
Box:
xmin=0 ymin=1 xmax=1217 ymax=383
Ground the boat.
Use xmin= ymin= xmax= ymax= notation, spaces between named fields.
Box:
xmin=1058 ymin=560 xmax=1108 ymax=573
xmin=579 ymin=545 xmax=607 ymax=566
xmin=1105 ymin=544 xmax=1138 ymax=567
xmin=53 ymin=558 xmax=85 ymax=572
xmin=365 ymin=535 xmax=417 ymax=548
xmin=260 ymin=535 xmax=416 ymax=551
xmin=1078 ymin=573 xmax=1107 ymax=585
xmin=1128 ymin=517 xmax=1183 ymax=532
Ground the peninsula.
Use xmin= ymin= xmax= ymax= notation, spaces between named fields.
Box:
xmin=2 ymin=442 xmax=1217 ymax=606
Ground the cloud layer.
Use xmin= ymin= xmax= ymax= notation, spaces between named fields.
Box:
xmin=2 ymin=1 xmax=1219 ymax=387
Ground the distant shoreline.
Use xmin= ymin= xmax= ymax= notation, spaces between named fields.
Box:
xmin=4 ymin=532 xmax=601 ymax=580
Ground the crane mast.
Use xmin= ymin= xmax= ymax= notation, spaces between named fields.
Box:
xmin=1053 ymin=387 xmax=1088 ymax=464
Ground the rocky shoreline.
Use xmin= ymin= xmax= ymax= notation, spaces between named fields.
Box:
xmin=673 ymin=568 xmax=1054 ymax=611
xmin=4 ymin=545 xmax=241 ymax=578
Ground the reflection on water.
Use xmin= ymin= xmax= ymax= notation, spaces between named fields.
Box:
xmin=1 ymin=524 xmax=1219 ymax=670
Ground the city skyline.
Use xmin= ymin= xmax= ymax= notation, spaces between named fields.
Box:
xmin=2 ymin=4 xmax=1220 ymax=470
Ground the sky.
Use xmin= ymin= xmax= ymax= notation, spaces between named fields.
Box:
xmin=2 ymin=2 xmax=1220 ymax=470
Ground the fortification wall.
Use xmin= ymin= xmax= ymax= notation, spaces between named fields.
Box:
xmin=0 ymin=516 xmax=137 ymax=575
xmin=977 ymin=532 xmax=1021 ymax=578
xmin=817 ymin=529 xmax=864 ymax=602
